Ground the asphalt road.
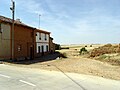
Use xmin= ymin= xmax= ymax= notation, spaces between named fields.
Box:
xmin=0 ymin=64 xmax=120 ymax=90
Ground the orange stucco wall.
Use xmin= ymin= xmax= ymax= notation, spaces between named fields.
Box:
xmin=14 ymin=25 xmax=34 ymax=59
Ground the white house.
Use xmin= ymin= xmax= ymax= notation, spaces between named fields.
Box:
xmin=35 ymin=29 xmax=50 ymax=57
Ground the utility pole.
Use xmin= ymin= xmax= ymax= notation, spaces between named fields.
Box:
xmin=10 ymin=0 xmax=15 ymax=60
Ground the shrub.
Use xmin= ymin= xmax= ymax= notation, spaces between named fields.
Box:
xmin=90 ymin=45 xmax=92 ymax=47
xmin=60 ymin=52 xmax=67 ymax=58
xmin=85 ymin=45 xmax=87 ymax=47
xmin=79 ymin=47 xmax=88 ymax=55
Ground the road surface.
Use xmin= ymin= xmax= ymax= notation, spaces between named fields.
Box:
xmin=0 ymin=64 xmax=120 ymax=90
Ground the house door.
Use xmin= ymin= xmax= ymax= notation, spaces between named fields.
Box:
xmin=41 ymin=46 xmax=44 ymax=56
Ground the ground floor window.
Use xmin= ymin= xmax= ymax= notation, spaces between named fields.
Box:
xmin=38 ymin=46 xmax=40 ymax=53
xmin=46 ymin=45 xmax=48 ymax=52
xmin=41 ymin=45 xmax=44 ymax=52
xmin=36 ymin=44 xmax=49 ymax=53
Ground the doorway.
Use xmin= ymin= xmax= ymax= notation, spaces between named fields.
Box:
xmin=41 ymin=45 xmax=44 ymax=56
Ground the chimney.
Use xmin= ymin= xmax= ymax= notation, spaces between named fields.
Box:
xmin=16 ymin=18 xmax=21 ymax=23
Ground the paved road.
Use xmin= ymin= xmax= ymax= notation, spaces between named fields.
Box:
xmin=0 ymin=64 xmax=120 ymax=90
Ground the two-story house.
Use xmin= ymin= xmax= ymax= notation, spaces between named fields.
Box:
xmin=0 ymin=15 xmax=52 ymax=60
xmin=35 ymin=29 xmax=50 ymax=57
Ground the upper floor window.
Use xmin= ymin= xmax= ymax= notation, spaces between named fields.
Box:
xmin=45 ymin=34 xmax=47 ymax=40
xmin=39 ymin=33 xmax=41 ymax=40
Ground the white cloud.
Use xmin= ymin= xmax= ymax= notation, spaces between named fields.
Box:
xmin=13 ymin=0 xmax=120 ymax=44
xmin=15 ymin=0 xmax=45 ymax=15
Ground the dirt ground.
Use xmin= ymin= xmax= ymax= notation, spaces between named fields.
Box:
xmin=5 ymin=47 xmax=120 ymax=81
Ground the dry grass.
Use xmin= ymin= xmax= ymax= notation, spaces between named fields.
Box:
xmin=95 ymin=53 xmax=120 ymax=66
xmin=90 ymin=44 xmax=120 ymax=57
xmin=88 ymin=44 xmax=120 ymax=66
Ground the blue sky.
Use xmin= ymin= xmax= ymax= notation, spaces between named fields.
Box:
xmin=0 ymin=0 xmax=120 ymax=44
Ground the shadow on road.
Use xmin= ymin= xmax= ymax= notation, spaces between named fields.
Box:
xmin=0 ymin=52 xmax=60 ymax=65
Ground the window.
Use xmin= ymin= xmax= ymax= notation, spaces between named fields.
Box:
xmin=45 ymin=34 xmax=47 ymax=40
xmin=46 ymin=45 xmax=48 ymax=52
xmin=39 ymin=33 xmax=41 ymax=40
xmin=38 ymin=46 xmax=40 ymax=53
xmin=41 ymin=45 xmax=44 ymax=53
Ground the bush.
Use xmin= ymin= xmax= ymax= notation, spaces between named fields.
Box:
xmin=90 ymin=45 xmax=92 ymax=47
xmin=85 ymin=45 xmax=87 ymax=47
xmin=60 ymin=52 xmax=67 ymax=58
xmin=79 ymin=47 xmax=88 ymax=55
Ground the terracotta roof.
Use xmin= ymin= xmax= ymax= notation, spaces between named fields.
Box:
xmin=0 ymin=15 xmax=50 ymax=34
xmin=0 ymin=15 xmax=12 ymax=23
xmin=36 ymin=29 xmax=50 ymax=34
xmin=0 ymin=15 xmax=35 ymax=29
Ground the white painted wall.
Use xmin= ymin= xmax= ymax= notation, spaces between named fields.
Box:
xmin=36 ymin=43 xmax=49 ymax=53
xmin=36 ymin=32 xmax=49 ymax=42
xmin=36 ymin=32 xmax=49 ymax=53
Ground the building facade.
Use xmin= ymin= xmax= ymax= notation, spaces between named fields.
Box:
xmin=0 ymin=21 xmax=11 ymax=59
xmin=0 ymin=15 xmax=53 ymax=60
xmin=35 ymin=30 xmax=50 ymax=57
xmin=14 ymin=24 xmax=35 ymax=60
xmin=49 ymin=37 xmax=55 ymax=53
